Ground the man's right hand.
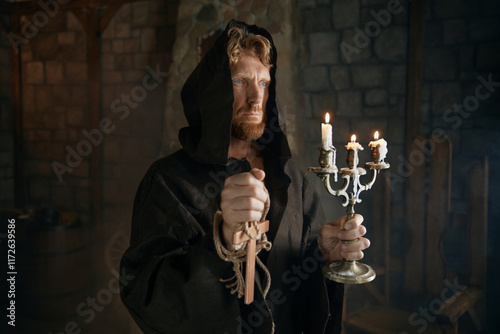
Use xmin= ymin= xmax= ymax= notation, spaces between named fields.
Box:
xmin=220 ymin=168 xmax=267 ymax=250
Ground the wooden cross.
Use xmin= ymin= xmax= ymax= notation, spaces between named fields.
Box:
xmin=232 ymin=220 xmax=270 ymax=305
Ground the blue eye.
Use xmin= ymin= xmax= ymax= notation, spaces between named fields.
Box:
xmin=260 ymin=81 xmax=268 ymax=87
xmin=233 ymin=79 xmax=243 ymax=84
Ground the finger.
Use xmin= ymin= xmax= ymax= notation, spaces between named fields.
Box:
xmin=338 ymin=225 xmax=366 ymax=240
xmin=225 ymin=172 xmax=265 ymax=187
xmin=221 ymin=185 xmax=268 ymax=203
xmin=341 ymin=237 xmax=371 ymax=253
xmin=343 ymin=214 xmax=364 ymax=230
xmin=250 ymin=168 xmax=265 ymax=181
xmin=341 ymin=250 xmax=365 ymax=261
xmin=222 ymin=196 xmax=265 ymax=212
xmin=225 ymin=209 xmax=264 ymax=224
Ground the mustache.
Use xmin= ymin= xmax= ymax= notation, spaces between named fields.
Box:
xmin=236 ymin=107 xmax=264 ymax=115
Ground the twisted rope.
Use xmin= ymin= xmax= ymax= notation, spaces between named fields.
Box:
xmin=213 ymin=194 xmax=272 ymax=299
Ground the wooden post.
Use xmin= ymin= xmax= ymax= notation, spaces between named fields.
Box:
xmin=11 ymin=14 xmax=24 ymax=207
xmin=233 ymin=220 xmax=270 ymax=305
xmin=425 ymin=135 xmax=452 ymax=296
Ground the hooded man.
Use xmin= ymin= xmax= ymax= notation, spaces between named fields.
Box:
xmin=120 ymin=20 xmax=370 ymax=333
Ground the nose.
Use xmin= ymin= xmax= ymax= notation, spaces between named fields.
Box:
xmin=246 ymin=81 xmax=264 ymax=106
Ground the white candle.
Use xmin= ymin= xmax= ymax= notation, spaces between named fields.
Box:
xmin=321 ymin=113 xmax=333 ymax=149
xmin=368 ymin=131 xmax=388 ymax=162
xmin=345 ymin=134 xmax=363 ymax=169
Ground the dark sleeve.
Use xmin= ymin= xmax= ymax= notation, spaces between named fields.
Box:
xmin=119 ymin=170 xmax=239 ymax=333
xmin=300 ymin=174 xmax=344 ymax=334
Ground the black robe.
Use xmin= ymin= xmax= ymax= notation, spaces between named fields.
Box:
xmin=120 ymin=20 xmax=343 ymax=334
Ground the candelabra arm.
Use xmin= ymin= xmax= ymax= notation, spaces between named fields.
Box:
xmin=358 ymin=168 xmax=378 ymax=195
xmin=324 ymin=174 xmax=350 ymax=206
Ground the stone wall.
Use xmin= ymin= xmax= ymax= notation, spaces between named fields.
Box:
xmin=421 ymin=0 xmax=500 ymax=325
xmin=298 ymin=0 xmax=410 ymax=229
xmin=0 ymin=24 xmax=13 ymax=207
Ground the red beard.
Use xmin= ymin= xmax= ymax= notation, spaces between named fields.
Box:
xmin=231 ymin=109 xmax=266 ymax=141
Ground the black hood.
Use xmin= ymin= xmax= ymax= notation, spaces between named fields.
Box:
xmin=178 ymin=19 xmax=291 ymax=165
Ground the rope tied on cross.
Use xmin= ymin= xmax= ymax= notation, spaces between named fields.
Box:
xmin=213 ymin=193 xmax=272 ymax=304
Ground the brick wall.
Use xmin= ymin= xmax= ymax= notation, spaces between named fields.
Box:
xmin=298 ymin=0 xmax=410 ymax=231
xmin=421 ymin=0 xmax=500 ymax=326
xmin=0 ymin=26 xmax=13 ymax=207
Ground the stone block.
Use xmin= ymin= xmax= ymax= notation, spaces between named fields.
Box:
xmin=333 ymin=0 xmax=360 ymax=29
xmin=340 ymin=29 xmax=372 ymax=64
xmin=301 ymin=66 xmax=330 ymax=92
xmin=351 ymin=65 xmax=386 ymax=88
xmin=51 ymin=186 xmax=75 ymax=210
xmin=116 ymin=23 xmax=131 ymax=39
xmin=374 ymin=25 xmax=407 ymax=62
xmin=102 ymin=20 xmax=116 ymax=40
xmin=364 ymin=89 xmax=388 ymax=106
xmin=123 ymin=70 xmax=145 ymax=83
xmin=29 ymin=177 xmax=50 ymax=202
xmin=297 ymin=0 xmax=316 ymax=9
xmin=33 ymin=33 xmax=58 ymax=60
xmin=443 ymin=19 xmax=467 ymax=45
xmin=102 ymin=71 xmax=124 ymax=84
xmin=45 ymin=61 xmax=64 ymax=84
xmin=141 ymin=28 xmax=157 ymax=53
xmin=337 ymin=90 xmax=362 ymax=116
xmin=70 ymin=86 xmax=88 ymax=107
xmin=112 ymin=40 xmax=124 ymax=53
xmin=116 ymin=3 xmax=132 ymax=23
xmin=26 ymin=62 xmax=45 ymax=84
xmin=386 ymin=118 xmax=405 ymax=145
xmin=102 ymin=40 xmax=112 ymax=53
xmin=389 ymin=65 xmax=406 ymax=95
xmin=35 ymin=86 xmax=53 ymax=112
xmin=311 ymin=92 xmax=337 ymax=118
xmin=52 ymin=85 xmax=72 ymax=106
xmin=66 ymin=11 xmax=85 ymax=31
xmin=65 ymin=62 xmax=88 ymax=82
xmin=103 ymin=137 xmax=122 ymax=163
xmin=476 ymin=41 xmax=500 ymax=69
xmin=470 ymin=17 xmax=500 ymax=42
xmin=75 ymin=188 xmax=90 ymax=211
xmin=423 ymin=21 xmax=442 ymax=47
xmin=133 ymin=3 xmax=150 ymax=27
xmin=330 ymin=66 xmax=350 ymax=90
xmin=302 ymin=9 xmax=332 ymax=33
xmin=22 ymin=84 xmax=36 ymax=113
xmin=57 ymin=32 xmax=76 ymax=45
xmin=430 ymin=82 xmax=462 ymax=115
xmin=433 ymin=0 xmax=479 ymax=19
xmin=115 ymin=54 xmax=134 ymax=70
xmin=309 ymin=32 xmax=340 ymax=65
xmin=102 ymin=55 xmax=115 ymax=71
xmin=124 ymin=39 xmax=141 ymax=53
xmin=459 ymin=46 xmax=474 ymax=70
xmin=67 ymin=106 xmax=85 ymax=126
xmin=52 ymin=129 xmax=68 ymax=142
xmin=424 ymin=48 xmax=457 ymax=81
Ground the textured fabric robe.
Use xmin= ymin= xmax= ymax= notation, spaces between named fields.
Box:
xmin=120 ymin=20 xmax=343 ymax=334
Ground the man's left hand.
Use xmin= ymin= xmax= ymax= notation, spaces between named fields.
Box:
xmin=318 ymin=214 xmax=371 ymax=263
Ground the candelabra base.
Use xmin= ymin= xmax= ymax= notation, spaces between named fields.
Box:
xmin=322 ymin=260 xmax=376 ymax=284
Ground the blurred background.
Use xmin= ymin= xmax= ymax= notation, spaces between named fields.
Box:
xmin=0 ymin=0 xmax=498 ymax=333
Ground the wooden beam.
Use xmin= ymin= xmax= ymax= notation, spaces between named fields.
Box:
xmin=405 ymin=0 xmax=426 ymax=149
xmin=468 ymin=157 xmax=489 ymax=288
xmin=0 ymin=15 xmax=8 ymax=35
xmin=70 ymin=8 xmax=90 ymax=32
xmin=11 ymin=14 xmax=24 ymax=207
xmin=86 ymin=7 xmax=102 ymax=227
xmin=425 ymin=135 xmax=452 ymax=297
xmin=100 ymin=4 xmax=121 ymax=32
xmin=404 ymin=134 xmax=427 ymax=295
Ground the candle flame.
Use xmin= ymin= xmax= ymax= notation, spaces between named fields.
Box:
xmin=325 ymin=112 xmax=330 ymax=124
xmin=351 ymin=134 xmax=356 ymax=142
xmin=374 ymin=131 xmax=379 ymax=140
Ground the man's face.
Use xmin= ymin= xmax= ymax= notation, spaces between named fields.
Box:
xmin=230 ymin=49 xmax=270 ymax=141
